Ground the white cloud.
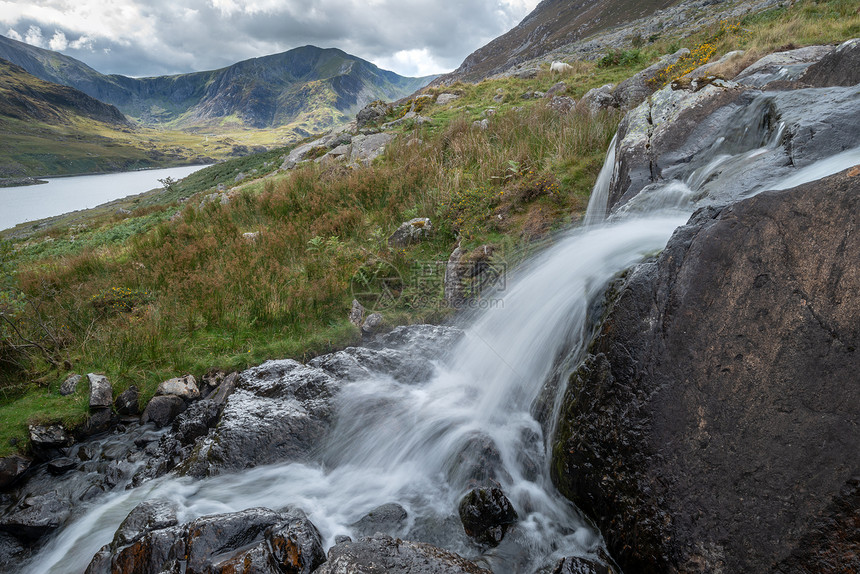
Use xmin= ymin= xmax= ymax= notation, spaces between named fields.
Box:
xmin=48 ymin=29 xmax=67 ymax=50
xmin=70 ymin=34 xmax=93 ymax=50
xmin=376 ymin=48 xmax=446 ymax=78
xmin=6 ymin=27 xmax=22 ymax=41
xmin=24 ymin=24 xmax=45 ymax=47
xmin=0 ymin=0 xmax=543 ymax=77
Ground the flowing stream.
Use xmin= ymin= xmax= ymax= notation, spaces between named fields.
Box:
xmin=19 ymin=87 xmax=860 ymax=574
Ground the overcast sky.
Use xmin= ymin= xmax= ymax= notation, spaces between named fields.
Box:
xmin=0 ymin=0 xmax=541 ymax=78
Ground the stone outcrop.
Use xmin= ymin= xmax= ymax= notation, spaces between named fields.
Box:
xmin=315 ymin=534 xmax=490 ymax=574
xmin=388 ymin=217 xmax=433 ymax=247
xmin=552 ymin=169 xmax=860 ymax=573
xmin=86 ymin=506 xmax=324 ymax=574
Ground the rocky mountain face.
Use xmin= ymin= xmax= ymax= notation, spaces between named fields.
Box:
xmin=437 ymin=0 xmax=784 ymax=83
xmin=438 ymin=0 xmax=679 ymax=83
xmin=552 ymin=39 xmax=860 ymax=573
xmin=0 ymin=35 xmax=432 ymax=130
xmin=0 ymin=59 xmax=129 ymax=127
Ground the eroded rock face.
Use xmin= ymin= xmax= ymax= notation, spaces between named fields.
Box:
xmin=86 ymin=506 xmax=325 ymax=574
xmin=552 ymin=170 xmax=860 ymax=573
xmin=316 ymin=534 xmax=490 ymax=574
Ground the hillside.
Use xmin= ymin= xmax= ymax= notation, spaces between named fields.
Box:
xmin=437 ymin=0 xmax=680 ymax=83
xmin=0 ymin=36 xmax=432 ymax=133
xmin=0 ymin=59 xmax=128 ymax=126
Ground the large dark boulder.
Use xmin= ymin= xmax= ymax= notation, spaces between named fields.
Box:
xmin=315 ymin=534 xmax=490 ymax=574
xmin=0 ymin=455 xmax=31 ymax=490
xmin=350 ymin=503 xmax=409 ymax=538
xmin=140 ymin=395 xmax=187 ymax=428
xmin=552 ymin=169 xmax=860 ymax=573
xmin=0 ymin=492 xmax=71 ymax=541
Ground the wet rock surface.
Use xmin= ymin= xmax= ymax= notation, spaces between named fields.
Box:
xmin=316 ymin=534 xmax=490 ymax=574
xmin=140 ymin=395 xmax=187 ymax=428
xmin=458 ymin=487 xmax=518 ymax=547
xmin=86 ymin=506 xmax=325 ymax=574
xmin=350 ymin=503 xmax=409 ymax=538
xmin=552 ymin=170 xmax=860 ymax=573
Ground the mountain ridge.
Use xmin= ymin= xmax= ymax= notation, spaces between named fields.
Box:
xmin=0 ymin=36 xmax=433 ymax=131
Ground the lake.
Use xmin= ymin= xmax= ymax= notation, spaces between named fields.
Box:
xmin=0 ymin=165 xmax=210 ymax=231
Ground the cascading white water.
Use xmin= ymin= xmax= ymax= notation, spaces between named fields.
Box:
xmin=21 ymin=89 xmax=860 ymax=574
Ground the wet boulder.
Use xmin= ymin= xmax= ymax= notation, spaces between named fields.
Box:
xmin=87 ymin=506 xmax=324 ymax=574
xmin=0 ymin=532 xmax=26 ymax=565
xmin=458 ymin=487 xmax=518 ymax=547
xmin=172 ymin=399 xmax=220 ymax=446
xmin=207 ymin=371 xmax=238 ymax=406
xmin=140 ymin=395 xmax=186 ymax=428
xmin=46 ymin=457 xmax=77 ymax=475
xmin=551 ymin=555 xmax=617 ymax=574
xmin=0 ymin=455 xmax=31 ymax=489
xmin=114 ymin=386 xmax=140 ymax=416
xmin=349 ymin=503 xmax=408 ymax=538
xmin=552 ymin=170 xmax=860 ymax=573
xmin=28 ymin=423 xmax=73 ymax=461
xmin=316 ymin=534 xmax=490 ymax=574
xmin=0 ymin=492 xmax=71 ymax=541
xmin=176 ymin=361 xmax=340 ymax=477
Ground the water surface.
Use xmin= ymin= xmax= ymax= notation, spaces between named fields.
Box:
xmin=0 ymin=165 xmax=209 ymax=231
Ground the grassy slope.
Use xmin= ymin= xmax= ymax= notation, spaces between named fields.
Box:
xmin=0 ymin=0 xmax=857 ymax=456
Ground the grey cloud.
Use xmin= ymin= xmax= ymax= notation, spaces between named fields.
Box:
xmin=3 ymin=0 xmax=534 ymax=77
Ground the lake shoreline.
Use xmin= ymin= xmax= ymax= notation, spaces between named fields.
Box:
xmin=0 ymin=164 xmax=212 ymax=237
xmin=0 ymin=177 xmax=49 ymax=188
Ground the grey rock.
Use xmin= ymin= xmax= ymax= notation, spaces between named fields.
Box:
xmin=388 ymin=217 xmax=432 ymax=247
xmin=242 ymin=231 xmax=260 ymax=242
xmin=114 ymin=386 xmax=140 ymax=416
xmin=0 ymin=492 xmax=70 ymax=541
xmin=28 ymin=424 xmax=73 ymax=461
xmin=207 ymin=372 xmax=237 ymax=406
xmin=267 ymin=508 xmax=326 ymax=574
xmin=349 ymin=299 xmax=366 ymax=327
xmin=580 ymin=84 xmax=616 ymax=115
xmin=0 ymin=532 xmax=26 ymax=565
xmin=177 ymin=362 xmax=339 ymax=477
xmin=88 ymin=373 xmax=112 ymax=410
xmin=234 ymin=172 xmax=246 ymax=183
xmin=60 ymin=373 xmax=82 ymax=396
xmin=156 ymin=375 xmax=199 ymax=400
xmin=735 ymin=44 xmax=835 ymax=87
xmin=473 ymin=119 xmax=489 ymax=130
xmin=0 ymin=455 xmax=31 ymax=489
xmin=140 ymin=395 xmax=187 ymax=428
xmin=349 ymin=132 xmax=396 ymax=165
xmin=436 ymin=93 xmax=460 ymax=105
xmin=544 ymin=81 xmax=567 ymax=97
xmin=316 ymin=534 xmax=489 ymax=574
xmin=547 ymin=96 xmax=575 ymax=113
xmin=614 ymin=48 xmax=689 ymax=110
xmin=552 ymin=555 xmax=617 ymax=574
xmin=114 ymin=500 xmax=180 ymax=547
xmin=356 ymin=101 xmax=390 ymax=128
xmin=46 ymin=457 xmax=77 ymax=475
xmin=361 ymin=313 xmax=383 ymax=335
xmin=172 ymin=400 xmax=220 ymax=446
xmin=350 ymin=503 xmax=408 ymax=538
xmin=799 ymin=38 xmax=860 ymax=88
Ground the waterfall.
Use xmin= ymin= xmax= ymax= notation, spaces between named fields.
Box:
xmin=19 ymin=89 xmax=860 ymax=574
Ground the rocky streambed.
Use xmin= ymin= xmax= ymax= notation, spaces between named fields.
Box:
xmin=1 ymin=39 xmax=859 ymax=574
